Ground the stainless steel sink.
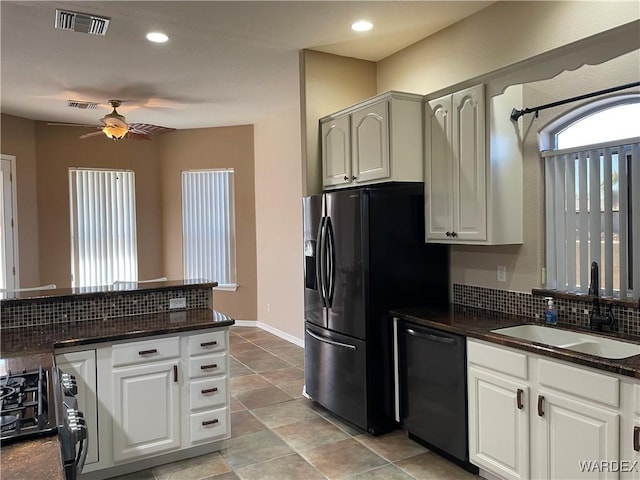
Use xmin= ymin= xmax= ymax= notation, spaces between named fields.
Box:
xmin=491 ymin=324 xmax=640 ymax=359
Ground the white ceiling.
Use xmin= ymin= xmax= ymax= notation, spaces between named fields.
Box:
xmin=1 ymin=1 xmax=491 ymax=130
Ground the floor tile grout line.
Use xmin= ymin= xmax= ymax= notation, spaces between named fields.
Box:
xmin=230 ymin=328 xmax=436 ymax=479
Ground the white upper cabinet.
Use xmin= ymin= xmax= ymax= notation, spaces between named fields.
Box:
xmin=321 ymin=91 xmax=423 ymax=190
xmin=321 ymin=115 xmax=351 ymax=188
xmin=425 ymin=84 xmax=523 ymax=244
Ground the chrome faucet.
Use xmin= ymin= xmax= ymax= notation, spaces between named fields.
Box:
xmin=588 ymin=261 xmax=616 ymax=331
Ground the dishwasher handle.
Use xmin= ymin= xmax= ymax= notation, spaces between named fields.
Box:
xmin=406 ymin=328 xmax=457 ymax=345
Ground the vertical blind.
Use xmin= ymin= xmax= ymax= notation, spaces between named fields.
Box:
xmin=182 ymin=169 xmax=236 ymax=287
xmin=543 ymin=138 xmax=640 ymax=300
xmin=69 ymin=169 xmax=137 ymax=288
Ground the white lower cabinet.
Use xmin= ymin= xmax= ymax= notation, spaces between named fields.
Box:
xmin=537 ymin=389 xmax=619 ymax=480
xmin=57 ymin=327 xmax=230 ymax=476
xmin=111 ymin=360 xmax=181 ymax=462
xmin=468 ymin=366 xmax=529 ymax=480
xmin=468 ymin=338 xmax=635 ymax=480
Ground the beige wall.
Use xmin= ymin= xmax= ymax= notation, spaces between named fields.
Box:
xmin=158 ymin=126 xmax=257 ymax=321
xmin=0 ymin=114 xmax=39 ymax=287
xmin=2 ymin=118 xmax=257 ymax=320
xmin=254 ymin=102 xmax=304 ymax=340
xmin=33 ymin=123 xmax=164 ymax=287
xmin=301 ymin=50 xmax=377 ymax=195
xmin=377 ymin=1 xmax=640 ymax=94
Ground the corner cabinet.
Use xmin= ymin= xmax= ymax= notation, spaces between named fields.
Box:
xmin=467 ymin=339 xmax=634 ymax=480
xmin=321 ymin=91 xmax=423 ymax=190
xmin=425 ymin=84 xmax=523 ymax=244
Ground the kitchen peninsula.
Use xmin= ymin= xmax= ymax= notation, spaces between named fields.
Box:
xmin=0 ymin=280 xmax=234 ymax=480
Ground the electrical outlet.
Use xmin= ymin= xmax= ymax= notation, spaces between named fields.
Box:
xmin=169 ymin=297 xmax=186 ymax=310
xmin=497 ymin=266 xmax=507 ymax=282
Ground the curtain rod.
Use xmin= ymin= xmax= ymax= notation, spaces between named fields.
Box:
xmin=510 ymin=81 xmax=640 ymax=122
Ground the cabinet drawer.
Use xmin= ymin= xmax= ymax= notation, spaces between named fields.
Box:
xmin=189 ymin=377 xmax=227 ymax=411
xmin=112 ymin=336 xmax=180 ymax=367
xmin=188 ymin=353 xmax=227 ymax=378
xmin=190 ymin=407 xmax=228 ymax=443
xmin=538 ymin=358 xmax=619 ymax=408
xmin=467 ymin=339 xmax=528 ymax=380
xmin=188 ymin=330 xmax=226 ymax=356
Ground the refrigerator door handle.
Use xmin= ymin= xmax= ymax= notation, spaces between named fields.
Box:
xmin=306 ymin=328 xmax=357 ymax=350
xmin=325 ymin=217 xmax=335 ymax=307
xmin=317 ymin=217 xmax=327 ymax=307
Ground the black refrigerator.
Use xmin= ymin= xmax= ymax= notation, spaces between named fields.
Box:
xmin=303 ymin=182 xmax=449 ymax=435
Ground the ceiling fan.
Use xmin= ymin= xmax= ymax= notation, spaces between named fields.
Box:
xmin=48 ymin=100 xmax=175 ymax=141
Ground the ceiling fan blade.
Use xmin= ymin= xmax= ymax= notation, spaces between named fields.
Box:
xmin=48 ymin=122 xmax=100 ymax=128
xmin=128 ymin=123 xmax=176 ymax=136
xmin=125 ymin=132 xmax=151 ymax=141
xmin=79 ymin=131 xmax=105 ymax=139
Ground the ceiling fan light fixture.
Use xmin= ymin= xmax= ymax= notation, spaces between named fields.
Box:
xmin=146 ymin=32 xmax=169 ymax=43
xmin=103 ymin=124 xmax=128 ymax=140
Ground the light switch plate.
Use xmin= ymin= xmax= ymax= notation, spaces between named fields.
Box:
xmin=169 ymin=297 xmax=186 ymax=310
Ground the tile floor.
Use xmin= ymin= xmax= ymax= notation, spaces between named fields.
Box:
xmin=112 ymin=326 xmax=479 ymax=480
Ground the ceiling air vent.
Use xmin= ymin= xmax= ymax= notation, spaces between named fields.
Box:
xmin=55 ymin=9 xmax=110 ymax=36
xmin=67 ymin=100 xmax=98 ymax=110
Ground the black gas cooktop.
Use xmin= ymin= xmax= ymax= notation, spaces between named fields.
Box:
xmin=0 ymin=366 xmax=59 ymax=443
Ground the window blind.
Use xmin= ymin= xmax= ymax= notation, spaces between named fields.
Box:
xmin=543 ymin=138 xmax=640 ymax=300
xmin=181 ymin=169 xmax=236 ymax=287
xmin=69 ymin=169 xmax=137 ymax=288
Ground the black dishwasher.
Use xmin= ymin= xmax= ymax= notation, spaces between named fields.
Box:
xmin=398 ymin=321 xmax=475 ymax=472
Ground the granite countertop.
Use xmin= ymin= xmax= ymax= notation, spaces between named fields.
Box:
xmin=391 ymin=304 xmax=640 ymax=379
xmin=0 ymin=279 xmax=218 ymax=303
xmin=0 ymin=308 xmax=234 ymax=480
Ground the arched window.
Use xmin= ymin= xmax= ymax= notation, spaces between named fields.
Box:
xmin=540 ymin=96 xmax=640 ymax=300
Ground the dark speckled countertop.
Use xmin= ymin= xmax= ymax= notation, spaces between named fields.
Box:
xmin=391 ymin=304 xmax=640 ymax=379
xmin=0 ymin=307 xmax=234 ymax=480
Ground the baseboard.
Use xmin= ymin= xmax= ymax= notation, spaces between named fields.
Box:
xmin=233 ymin=320 xmax=257 ymax=327
xmin=257 ymin=321 xmax=304 ymax=348
xmin=231 ymin=320 xmax=304 ymax=348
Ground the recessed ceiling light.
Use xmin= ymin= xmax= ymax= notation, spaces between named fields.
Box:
xmin=146 ymin=32 xmax=169 ymax=43
xmin=351 ymin=20 xmax=373 ymax=32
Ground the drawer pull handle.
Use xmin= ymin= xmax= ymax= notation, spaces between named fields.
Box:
xmin=200 ymin=364 xmax=218 ymax=370
xmin=173 ymin=365 xmax=178 ymax=383
xmin=537 ymin=395 xmax=545 ymax=416
xmin=138 ymin=349 xmax=158 ymax=356
xmin=201 ymin=387 xmax=219 ymax=394
xmin=200 ymin=341 xmax=218 ymax=347
xmin=634 ymin=426 xmax=640 ymax=451
xmin=516 ymin=389 xmax=524 ymax=410
xmin=202 ymin=419 xmax=219 ymax=426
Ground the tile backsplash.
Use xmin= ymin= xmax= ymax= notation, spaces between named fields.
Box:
xmin=0 ymin=287 xmax=211 ymax=329
xmin=453 ymin=283 xmax=640 ymax=337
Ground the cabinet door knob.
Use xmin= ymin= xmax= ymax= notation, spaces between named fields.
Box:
xmin=516 ymin=389 xmax=524 ymax=410
xmin=343 ymin=175 xmax=349 ymax=181
xmin=537 ymin=395 xmax=545 ymax=416
xmin=352 ymin=176 xmax=357 ymax=181
xmin=451 ymin=232 xmax=458 ymax=238
xmin=634 ymin=426 xmax=640 ymax=451
xmin=446 ymin=232 xmax=451 ymax=237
